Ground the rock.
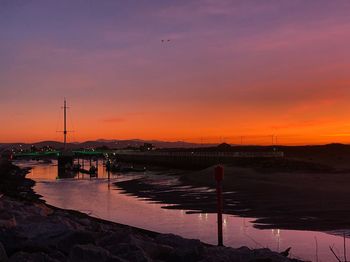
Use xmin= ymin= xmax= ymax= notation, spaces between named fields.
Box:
xmin=56 ymin=230 xmax=96 ymax=254
xmin=106 ymin=242 xmax=150 ymax=262
xmin=11 ymin=224 xmax=82 ymax=255
xmin=46 ymin=250 xmax=66 ymax=262
xmin=250 ymin=259 xmax=272 ymax=262
xmin=133 ymin=238 xmax=174 ymax=260
xmin=199 ymin=246 xmax=294 ymax=262
xmin=76 ymin=217 xmax=91 ymax=227
xmin=0 ymin=229 xmax=27 ymax=255
xmin=0 ymin=241 xmax=8 ymax=261
xmin=114 ymin=233 xmax=175 ymax=260
xmin=96 ymin=232 xmax=152 ymax=261
xmin=33 ymin=203 xmax=53 ymax=216
xmin=69 ymin=244 xmax=124 ymax=262
xmin=9 ymin=251 xmax=58 ymax=262
xmin=252 ymin=248 xmax=292 ymax=262
xmin=17 ymin=221 xmax=72 ymax=239
xmin=155 ymin=234 xmax=202 ymax=248
xmin=96 ymin=228 xmax=132 ymax=247
xmin=0 ymin=215 xmax=16 ymax=229
xmin=155 ymin=234 xmax=204 ymax=261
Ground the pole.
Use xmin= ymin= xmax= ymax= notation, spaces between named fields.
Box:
xmin=106 ymin=159 xmax=111 ymax=181
xmin=63 ymin=99 xmax=67 ymax=151
xmin=214 ymin=165 xmax=224 ymax=246
xmin=96 ymin=158 xmax=99 ymax=178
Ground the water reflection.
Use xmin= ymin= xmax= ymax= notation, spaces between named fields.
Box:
xmin=15 ymin=160 xmax=350 ymax=261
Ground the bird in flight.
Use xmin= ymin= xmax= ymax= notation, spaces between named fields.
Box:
xmin=161 ymin=39 xmax=171 ymax=42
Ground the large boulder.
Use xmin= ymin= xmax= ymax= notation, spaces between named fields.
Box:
xmin=56 ymin=230 xmax=96 ymax=254
xmin=107 ymin=242 xmax=150 ymax=262
xmin=95 ymin=228 xmax=133 ymax=247
xmin=131 ymin=236 xmax=174 ymax=260
xmin=17 ymin=221 xmax=72 ymax=240
xmin=200 ymin=246 xmax=294 ymax=262
xmin=0 ymin=241 xmax=8 ymax=261
xmin=0 ymin=229 xmax=27 ymax=256
xmin=96 ymin=231 xmax=152 ymax=262
xmin=69 ymin=244 xmax=124 ymax=262
xmin=154 ymin=234 xmax=204 ymax=261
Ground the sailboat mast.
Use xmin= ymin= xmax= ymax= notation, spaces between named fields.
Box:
xmin=64 ymin=99 xmax=67 ymax=150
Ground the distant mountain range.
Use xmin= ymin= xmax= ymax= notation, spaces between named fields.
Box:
xmin=0 ymin=139 xmax=215 ymax=151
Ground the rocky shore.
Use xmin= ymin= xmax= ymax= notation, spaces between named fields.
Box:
xmin=0 ymin=159 xmax=303 ymax=262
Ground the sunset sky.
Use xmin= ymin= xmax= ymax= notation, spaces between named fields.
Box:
xmin=1 ymin=0 xmax=350 ymax=144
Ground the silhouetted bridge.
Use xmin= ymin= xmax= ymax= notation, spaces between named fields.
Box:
xmin=12 ymin=149 xmax=284 ymax=169
xmin=12 ymin=150 xmax=105 ymax=159
xmin=113 ymin=150 xmax=284 ymax=169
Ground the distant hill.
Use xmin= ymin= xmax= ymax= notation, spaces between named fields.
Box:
xmin=0 ymin=139 xmax=214 ymax=151
xmin=2 ymin=140 xmax=350 ymax=155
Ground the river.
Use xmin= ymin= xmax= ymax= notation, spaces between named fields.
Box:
xmin=16 ymin=160 xmax=349 ymax=262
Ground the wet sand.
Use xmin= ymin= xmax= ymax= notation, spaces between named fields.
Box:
xmin=115 ymin=163 xmax=350 ymax=233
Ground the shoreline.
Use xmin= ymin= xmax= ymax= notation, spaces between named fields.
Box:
xmin=0 ymin=159 xmax=302 ymax=261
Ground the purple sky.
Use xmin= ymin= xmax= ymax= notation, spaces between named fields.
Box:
xmin=1 ymin=1 xmax=350 ymax=144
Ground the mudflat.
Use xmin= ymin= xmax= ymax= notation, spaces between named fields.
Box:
xmin=182 ymin=164 xmax=350 ymax=231
xmin=116 ymin=155 xmax=350 ymax=232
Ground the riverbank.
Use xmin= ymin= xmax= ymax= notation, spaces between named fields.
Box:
xmin=0 ymin=159 xmax=302 ymax=262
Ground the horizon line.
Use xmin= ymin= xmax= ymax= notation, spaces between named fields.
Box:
xmin=0 ymin=139 xmax=349 ymax=147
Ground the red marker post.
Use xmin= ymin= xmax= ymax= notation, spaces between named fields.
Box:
xmin=214 ymin=165 xmax=224 ymax=246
